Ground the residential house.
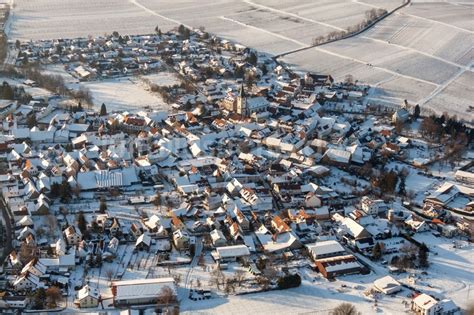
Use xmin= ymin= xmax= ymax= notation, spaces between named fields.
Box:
xmin=75 ymin=285 xmax=100 ymax=308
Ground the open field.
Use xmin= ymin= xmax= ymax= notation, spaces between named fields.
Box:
xmin=6 ymin=0 xmax=474 ymax=118
xmin=8 ymin=0 xmax=177 ymax=40
xmin=78 ymin=77 xmax=171 ymax=112
xmin=424 ymin=71 xmax=474 ymax=120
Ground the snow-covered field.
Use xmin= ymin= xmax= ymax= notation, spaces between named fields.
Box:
xmin=8 ymin=0 xmax=176 ymax=40
xmin=7 ymin=0 xmax=472 ymax=118
xmin=179 ymin=234 xmax=474 ymax=314
xmin=79 ymin=77 xmax=171 ymax=112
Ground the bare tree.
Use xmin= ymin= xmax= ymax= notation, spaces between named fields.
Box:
xmin=234 ymin=269 xmax=246 ymax=286
xmin=210 ymin=268 xmax=225 ymax=290
xmin=344 ymin=74 xmax=354 ymax=85
xmin=72 ymin=184 xmax=82 ymax=198
xmin=256 ymin=276 xmax=270 ymax=290
xmin=19 ymin=243 xmax=37 ymax=265
xmin=105 ymin=268 xmax=114 ymax=283
xmin=332 ymin=303 xmax=359 ymax=315
xmin=172 ymin=273 xmax=182 ymax=286
xmin=46 ymin=286 xmax=62 ymax=307
xmin=156 ymin=286 xmax=177 ymax=313
xmin=224 ymin=279 xmax=235 ymax=295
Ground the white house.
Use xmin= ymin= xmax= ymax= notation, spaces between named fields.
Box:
xmin=75 ymin=285 xmax=100 ymax=308
xmin=373 ymin=275 xmax=402 ymax=295
xmin=210 ymin=229 xmax=227 ymax=247
xmin=411 ymin=294 xmax=440 ymax=315
xmin=306 ymin=240 xmax=346 ymax=260
xmin=361 ymin=197 xmax=389 ymax=216
xmin=64 ymin=226 xmax=82 ymax=245
xmin=213 ymin=245 xmax=250 ymax=263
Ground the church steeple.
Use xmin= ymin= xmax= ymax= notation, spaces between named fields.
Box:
xmin=239 ymin=83 xmax=245 ymax=98
xmin=237 ymin=84 xmax=247 ymax=118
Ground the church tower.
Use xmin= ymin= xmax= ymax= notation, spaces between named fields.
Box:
xmin=236 ymin=84 xmax=247 ymax=118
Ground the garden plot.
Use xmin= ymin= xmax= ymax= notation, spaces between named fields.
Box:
xmin=424 ymin=71 xmax=474 ymax=118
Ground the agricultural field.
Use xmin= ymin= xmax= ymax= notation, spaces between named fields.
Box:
xmin=424 ymin=71 xmax=474 ymax=121
xmin=6 ymin=0 xmax=474 ymax=118
xmin=8 ymin=0 xmax=176 ymax=40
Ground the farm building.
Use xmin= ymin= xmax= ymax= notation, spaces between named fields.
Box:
xmin=314 ymin=255 xmax=362 ymax=279
xmin=111 ymin=278 xmax=177 ymax=307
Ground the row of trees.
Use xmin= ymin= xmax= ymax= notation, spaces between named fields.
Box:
xmin=312 ymin=8 xmax=387 ymax=46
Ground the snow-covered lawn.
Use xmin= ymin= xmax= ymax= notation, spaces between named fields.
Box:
xmin=79 ymin=77 xmax=171 ymax=112
xmin=141 ymin=72 xmax=181 ymax=87
xmin=411 ymin=233 xmax=474 ymax=310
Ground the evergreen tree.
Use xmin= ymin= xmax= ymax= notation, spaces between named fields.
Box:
xmin=399 ymin=176 xmax=406 ymax=196
xmin=32 ymin=287 xmax=46 ymax=309
xmin=59 ymin=180 xmax=72 ymax=202
xmin=99 ymin=197 xmax=107 ymax=213
xmin=247 ymin=51 xmax=258 ymax=66
xmin=27 ymin=114 xmax=37 ymax=129
xmin=372 ymin=242 xmax=382 ymax=260
xmin=1 ymin=81 xmax=14 ymax=99
xmin=77 ymin=211 xmax=87 ymax=234
xmin=77 ymin=101 xmax=83 ymax=112
xmin=234 ymin=66 xmax=244 ymax=79
xmin=418 ymin=243 xmax=429 ymax=268
xmin=413 ymin=104 xmax=421 ymax=119
xmin=50 ymin=182 xmax=61 ymax=199
xmin=183 ymin=28 xmax=191 ymax=39
xmin=100 ymin=103 xmax=107 ymax=116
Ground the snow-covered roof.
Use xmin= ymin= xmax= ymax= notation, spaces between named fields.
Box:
xmin=413 ymin=293 xmax=438 ymax=310
xmin=307 ymin=240 xmax=345 ymax=257
xmin=77 ymin=284 xmax=100 ymax=300
xmin=112 ymin=278 xmax=176 ymax=300
xmin=215 ymin=245 xmax=250 ymax=259
xmin=373 ymin=276 xmax=401 ymax=294
xmin=323 ymin=148 xmax=351 ymax=164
